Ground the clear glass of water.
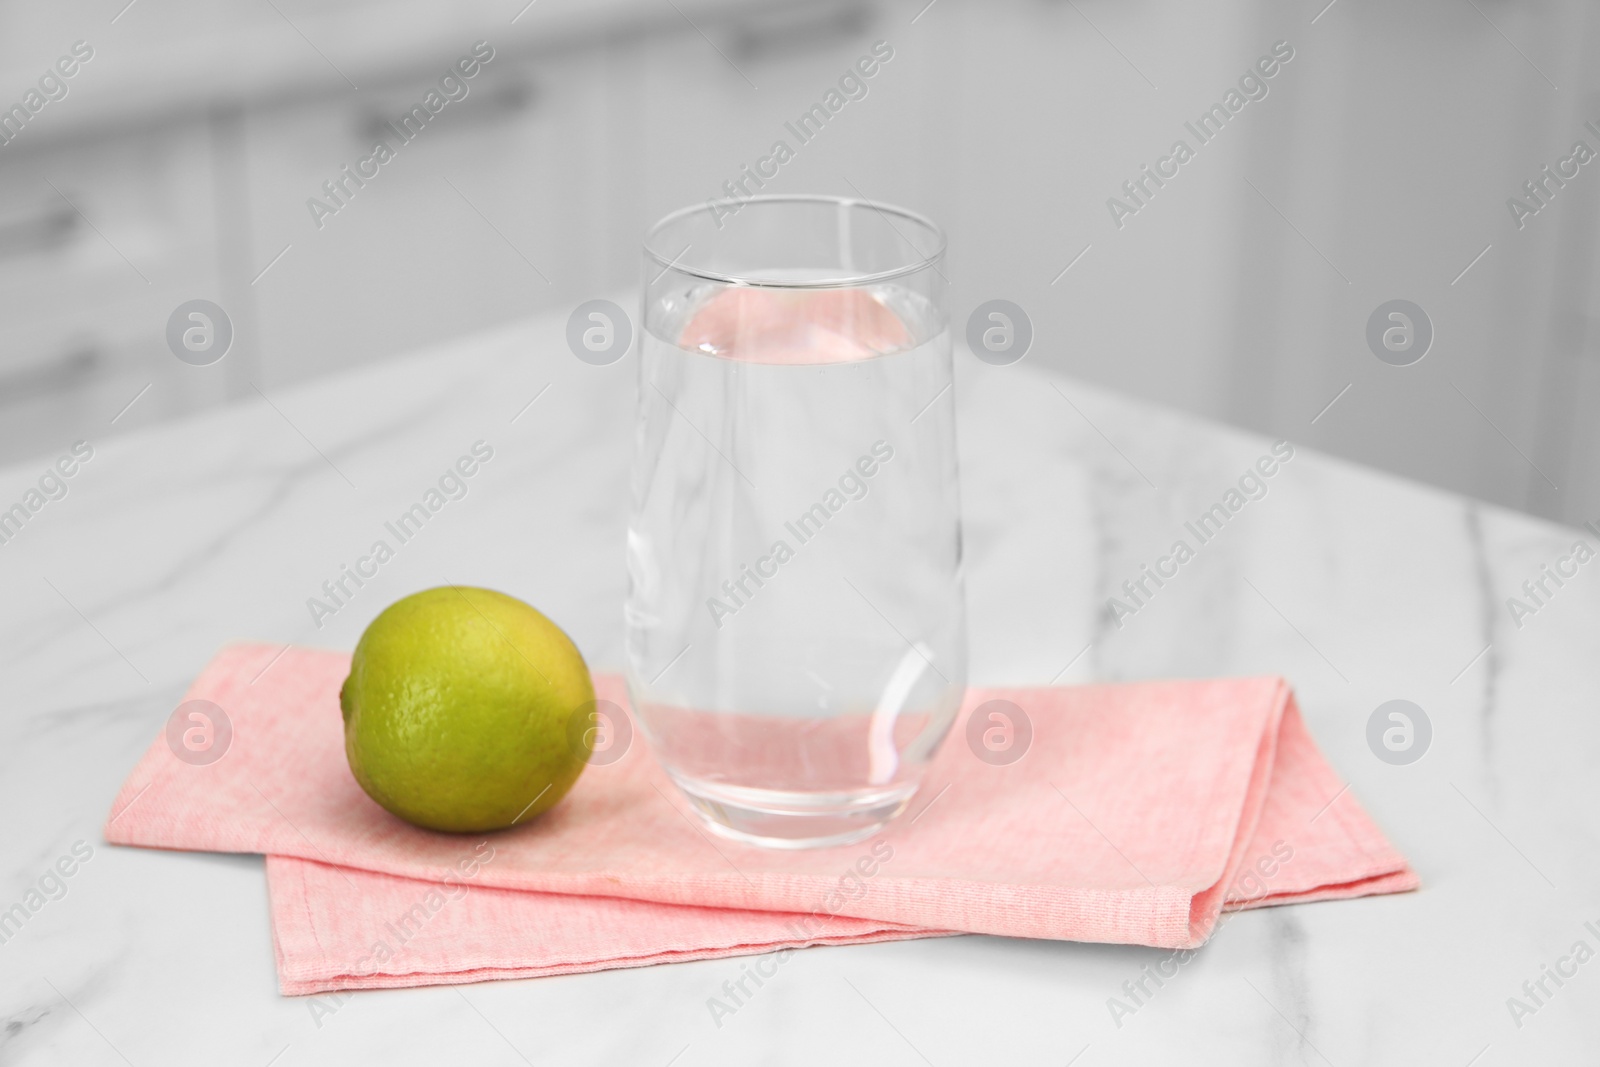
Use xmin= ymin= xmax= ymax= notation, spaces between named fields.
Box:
xmin=625 ymin=195 xmax=966 ymax=849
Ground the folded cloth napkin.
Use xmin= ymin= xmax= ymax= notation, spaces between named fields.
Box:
xmin=105 ymin=645 xmax=1416 ymax=994
xmin=264 ymin=859 xmax=934 ymax=995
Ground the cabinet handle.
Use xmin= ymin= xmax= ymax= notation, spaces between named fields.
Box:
xmin=0 ymin=206 xmax=78 ymax=260
xmin=727 ymin=2 xmax=874 ymax=60
xmin=354 ymin=78 xmax=536 ymax=143
xmin=0 ymin=345 xmax=99 ymax=404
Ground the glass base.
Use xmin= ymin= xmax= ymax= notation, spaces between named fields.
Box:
xmin=669 ymin=775 xmax=920 ymax=850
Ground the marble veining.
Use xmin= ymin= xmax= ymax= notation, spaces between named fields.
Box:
xmin=1462 ymin=501 xmax=1504 ymax=801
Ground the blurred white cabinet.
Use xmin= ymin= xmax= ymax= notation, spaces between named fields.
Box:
xmin=237 ymin=3 xmax=884 ymax=390
xmin=239 ymin=58 xmax=557 ymax=388
xmin=0 ymin=123 xmax=234 ymax=455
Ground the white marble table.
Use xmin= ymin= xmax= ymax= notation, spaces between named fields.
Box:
xmin=1 ymin=308 xmax=1596 ymax=1065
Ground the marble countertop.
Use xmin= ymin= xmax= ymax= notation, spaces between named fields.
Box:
xmin=1 ymin=309 xmax=1596 ymax=1064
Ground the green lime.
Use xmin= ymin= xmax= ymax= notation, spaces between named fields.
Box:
xmin=339 ymin=586 xmax=595 ymax=833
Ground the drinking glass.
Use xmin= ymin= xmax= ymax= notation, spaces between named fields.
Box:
xmin=626 ymin=194 xmax=966 ymax=848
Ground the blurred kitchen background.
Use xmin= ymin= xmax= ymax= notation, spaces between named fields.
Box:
xmin=2 ymin=0 xmax=1597 ymax=525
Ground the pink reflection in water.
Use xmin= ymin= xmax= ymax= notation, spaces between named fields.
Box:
xmin=679 ymin=287 xmax=910 ymax=364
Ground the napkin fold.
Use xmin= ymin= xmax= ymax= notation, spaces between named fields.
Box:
xmin=105 ymin=645 xmax=1416 ymax=994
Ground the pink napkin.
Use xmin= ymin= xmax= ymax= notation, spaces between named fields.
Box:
xmin=105 ymin=645 xmax=1416 ymax=994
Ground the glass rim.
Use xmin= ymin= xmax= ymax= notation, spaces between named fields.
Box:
xmin=642 ymin=194 xmax=947 ymax=290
